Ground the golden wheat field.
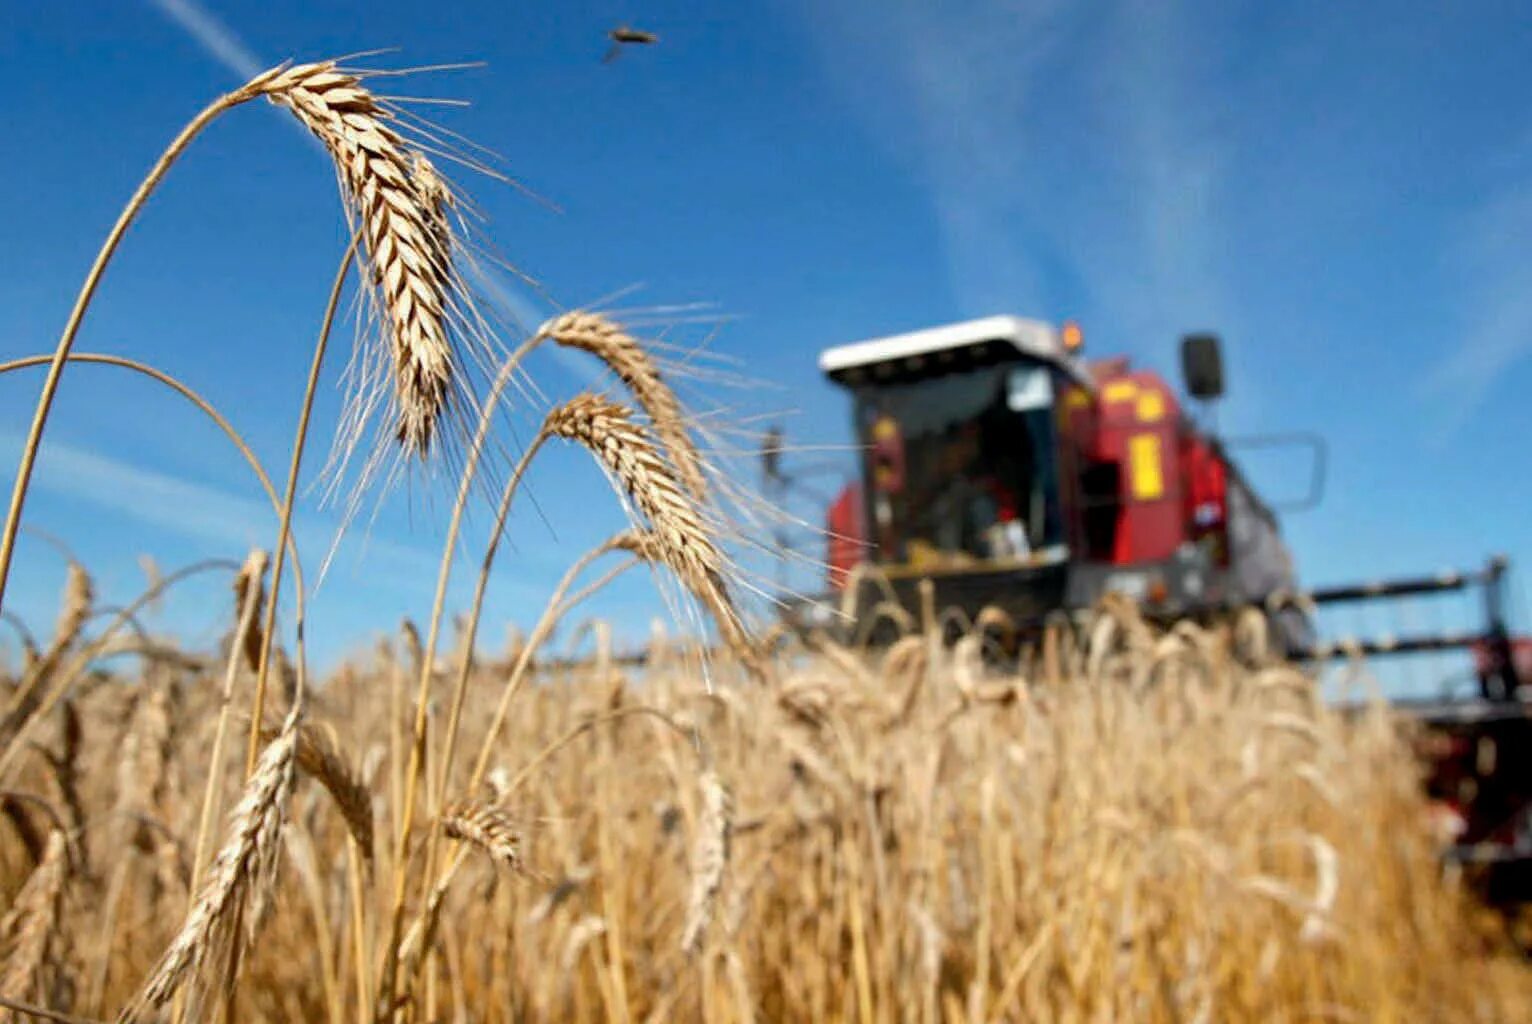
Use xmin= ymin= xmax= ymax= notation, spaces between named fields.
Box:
xmin=3 ymin=54 xmax=1532 ymax=1024
xmin=4 ymin=582 xmax=1532 ymax=1024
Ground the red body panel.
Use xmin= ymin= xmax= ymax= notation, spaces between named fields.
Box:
xmin=1083 ymin=369 xmax=1185 ymax=564
xmin=826 ymin=482 xmax=863 ymax=590
xmin=1181 ymin=433 xmax=1230 ymax=566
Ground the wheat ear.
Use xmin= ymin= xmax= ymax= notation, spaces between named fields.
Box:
xmin=230 ymin=550 xmax=269 ymax=674
xmin=54 ymin=563 xmax=92 ymax=653
xmin=441 ymin=801 xmax=524 ymax=873
xmin=262 ymin=717 xmax=373 ymax=862
xmin=545 ymin=395 xmax=753 ymax=662
xmin=680 ymin=769 xmax=733 ymax=956
xmin=0 ymin=829 xmax=69 ymax=1010
xmin=255 ymin=61 xmax=460 ymax=456
xmin=539 ymin=312 xmax=709 ymax=502
xmin=116 ymin=683 xmax=173 ymax=849
xmin=118 ymin=713 xmax=298 ymax=1023
xmin=3 ymin=563 xmax=93 ymax=735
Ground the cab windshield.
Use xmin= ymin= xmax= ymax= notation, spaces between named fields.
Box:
xmin=854 ymin=360 xmax=1064 ymax=567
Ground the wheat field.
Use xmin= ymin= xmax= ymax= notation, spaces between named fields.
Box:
xmin=3 ymin=586 xmax=1532 ymax=1023
xmin=1 ymin=55 xmax=1530 ymax=1023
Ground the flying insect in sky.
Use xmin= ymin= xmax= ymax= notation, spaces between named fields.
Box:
xmin=603 ymin=24 xmax=658 ymax=64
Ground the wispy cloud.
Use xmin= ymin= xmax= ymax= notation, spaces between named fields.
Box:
xmin=146 ymin=0 xmax=262 ymax=79
xmin=1423 ymin=170 xmax=1532 ymax=433
xmin=8 ymin=431 xmax=447 ymax=590
xmin=799 ymin=0 xmax=1238 ymax=381
xmin=465 ymin=260 xmax=610 ymax=389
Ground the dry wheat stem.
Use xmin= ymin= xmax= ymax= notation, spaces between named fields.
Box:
xmin=0 ymin=76 xmax=261 ymax=612
xmin=0 ymin=996 xmax=101 ymax=1024
xmin=381 ymin=338 xmax=547 ymax=1017
xmin=0 ymin=57 xmax=390 ymax=610
xmin=244 ymin=239 xmax=356 ymax=778
xmin=421 ymin=423 xmax=555 ymax=895
xmin=463 ymin=535 xmax=653 ymax=795
xmin=0 ymin=353 xmax=299 ymax=574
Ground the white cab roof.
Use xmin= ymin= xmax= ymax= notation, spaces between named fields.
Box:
xmin=819 ymin=315 xmax=1086 ymax=382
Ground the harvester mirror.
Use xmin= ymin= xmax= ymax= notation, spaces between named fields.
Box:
xmin=761 ymin=425 xmax=783 ymax=481
xmin=1180 ymin=333 xmax=1224 ymax=400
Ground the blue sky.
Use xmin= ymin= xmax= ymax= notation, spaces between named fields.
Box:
xmin=3 ymin=1 xmax=1531 ymax=684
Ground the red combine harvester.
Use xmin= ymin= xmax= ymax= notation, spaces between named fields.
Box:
xmin=766 ymin=314 xmax=1532 ymax=908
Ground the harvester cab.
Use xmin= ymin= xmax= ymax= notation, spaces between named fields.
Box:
xmin=785 ymin=315 xmax=1310 ymax=651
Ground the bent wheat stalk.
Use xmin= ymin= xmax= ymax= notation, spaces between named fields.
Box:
xmin=464 ymin=533 xmax=654 ymax=794
xmin=244 ymin=238 xmax=356 ymax=777
xmin=380 ymin=340 xmax=549 ymax=1015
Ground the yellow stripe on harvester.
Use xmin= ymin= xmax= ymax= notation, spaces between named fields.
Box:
xmin=1129 ymin=433 xmax=1164 ymax=500
xmin=1103 ymin=380 xmax=1138 ymax=403
xmin=1136 ymin=390 xmax=1165 ymax=422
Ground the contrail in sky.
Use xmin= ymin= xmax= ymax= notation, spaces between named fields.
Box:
xmin=146 ymin=0 xmax=262 ymax=79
